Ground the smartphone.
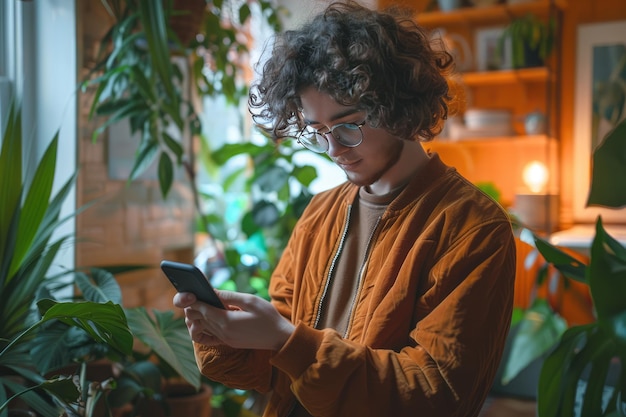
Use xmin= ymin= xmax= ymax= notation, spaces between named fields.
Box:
xmin=160 ymin=260 xmax=226 ymax=309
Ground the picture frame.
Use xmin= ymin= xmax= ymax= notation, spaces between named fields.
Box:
xmin=572 ymin=20 xmax=626 ymax=224
xmin=475 ymin=27 xmax=512 ymax=72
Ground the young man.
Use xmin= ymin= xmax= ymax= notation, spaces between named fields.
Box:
xmin=174 ymin=2 xmax=516 ymax=416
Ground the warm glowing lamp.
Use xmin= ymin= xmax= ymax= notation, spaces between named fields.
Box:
xmin=514 ymin=160 xmax=558 ymax=232
xmin=522 ymin=161 xmax=549 ymax=193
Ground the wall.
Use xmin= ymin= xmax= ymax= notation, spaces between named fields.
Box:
xmin=76 ymin=0 xmax=195 ymax=310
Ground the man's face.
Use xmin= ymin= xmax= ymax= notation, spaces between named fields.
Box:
xmin=299 ymin=87 xmax=403 ymax=188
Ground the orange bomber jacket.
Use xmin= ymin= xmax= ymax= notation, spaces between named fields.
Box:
xmin=194 ymin=153 xmax=516 ymax=417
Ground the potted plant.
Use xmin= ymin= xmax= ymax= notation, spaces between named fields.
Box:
xmin=0 ymin=102 xmax=133 ymax=417
xmin=83 ymin=0 xmax=283 ymax=198
xmin=108 ymin=306 xmax=213 ymax=417
xmin=498 ymin=14 xmax=556 ymax=69
xmin=31 ymin=265 xmax=212 ymax=417
xmin=500 ymin=119 xmax=626 ymax=416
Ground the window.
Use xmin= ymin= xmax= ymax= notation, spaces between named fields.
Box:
xmin=0 ymin=0 xmax=15 ymax=134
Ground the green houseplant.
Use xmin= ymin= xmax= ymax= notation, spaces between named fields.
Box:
xmin=498 ymin=14 xmax=556 ymax=69
xmin=502 ymin=119 xmax=626 ymax=417
xmin=107 ymin=305 xmax=209 ymax=417
xmin=191 ymin=131 xmax=325 ymax=417
xmin=0 ymin=103 xmax=133 ymax=417
xmin=30 ymin=266 xmax=206 ymax=417
xmin=83 ymin=0 xmax=282 ymax=198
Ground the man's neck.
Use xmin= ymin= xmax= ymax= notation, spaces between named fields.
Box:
xmin=366 ymin=140 xmax=429 ymax=195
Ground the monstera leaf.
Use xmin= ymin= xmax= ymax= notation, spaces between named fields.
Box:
xmin=587 ymin=118 xmax=626 ymax=209
xmin=536 ymin=218 xmax=626 ymax=417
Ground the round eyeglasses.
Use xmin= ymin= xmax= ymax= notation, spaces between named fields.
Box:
xmin=294 ymin=121 xmax=365 ymax=153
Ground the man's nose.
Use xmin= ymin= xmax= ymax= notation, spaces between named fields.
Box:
xmin=324 ymin=131 xmax=346 ymax=156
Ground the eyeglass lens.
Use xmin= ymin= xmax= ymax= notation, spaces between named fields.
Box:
xmin=299 ymin=123 xmax=362 ymax=153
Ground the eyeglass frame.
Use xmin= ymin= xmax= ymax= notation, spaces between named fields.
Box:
xmin=294 ymin=120 xmax=367 ymax=153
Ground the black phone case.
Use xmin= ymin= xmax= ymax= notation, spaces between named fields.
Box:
xmin=160 ymin=260 xmax=225 ymax=309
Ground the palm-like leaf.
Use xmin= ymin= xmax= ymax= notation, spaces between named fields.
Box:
xmin=0 ymin=104 xmax=79 ymax=416
xmin=0 ymin=102 xmax=134 ymax=416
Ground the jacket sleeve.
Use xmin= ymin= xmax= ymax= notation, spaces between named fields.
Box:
xmin=269 ymin=220 xmax=516 ymax=417
xmin=192 ymin=224 xmax=301 ymax=392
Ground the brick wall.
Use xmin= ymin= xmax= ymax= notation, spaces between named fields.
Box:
xmin=76 ymin=0 xmax=196 ymax=311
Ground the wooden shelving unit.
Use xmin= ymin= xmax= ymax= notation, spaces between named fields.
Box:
xmin=405 ymin=0 xmax=566 ymax=207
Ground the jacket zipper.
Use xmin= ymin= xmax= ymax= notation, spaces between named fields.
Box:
xmin=343 ymin=215 xmax=381 ymax=338
xmin=312 ymin=204 xmax=352 ymax=329
xmin=291 ymin=206 xmax=351 ymax=417
xmin=289 ymin=208 xmax=379 ymax=416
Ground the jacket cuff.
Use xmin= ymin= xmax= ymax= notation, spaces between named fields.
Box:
xmin=270 ymin=322 xmax=324 ymax=380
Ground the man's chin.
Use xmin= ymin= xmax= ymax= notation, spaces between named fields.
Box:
xmin=345 ymin=171 xmax=380 ymax=188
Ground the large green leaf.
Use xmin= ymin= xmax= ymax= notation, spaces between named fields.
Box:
xmin=3 ymin=238 xmax=67 ymax=341
xmin=108 ymin=360 xmax=162 ymax=407
xmin=158 ymin=151 xmax=174 ymax=198
xmin=502 ymin=298 xmax=567 ymax=385
xmin=1 ymin=300 xmax=132 ymax=415
xmin=0 ymin=104 xmax=22 ymax=272
xmin=537 ymin=325 xmax=590 ymax=417
xmin=255 ymin=165 xmax=289 ymax=193
xmin=589 ymin=218 xmax=626 ymax=320
xmin=137 ymin=0 xmax=182 ymax=129
xmin=212 ymin=143 xmax=268 ymax=164
xmin=9 ymin=133 xmax=59 ymax=279
xmin=31 ymin=323 xmax=103 ymax=374
xmin=0 ymin=375 xmax=76 ymax=417
xmin=36 ymin=300 xmax=133 ymax=357
xmin=128 ymin=137 xmax=159 ymax=182
xmin=292 ymin=165 xmax=317 ymax=187
xmin=124 ymin=307 xmax=201 ymax=389
xmin=250 ymin=200 xmax=280 ymax=228
xmin=75 ymin=268 xmax=123 ymax=305
xmin=533 ymin=234 xmax=588 ymax=283
xmin=587 ymin=119 xmax=626 ymax=208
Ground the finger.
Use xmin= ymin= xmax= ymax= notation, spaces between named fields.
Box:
xmin=173 ymin=292 xmax=197 ymax=308
xmin=215 ymin=290 xmax=258 ymax=311
xmin=184 ymin=306 xmax=209 ymax=321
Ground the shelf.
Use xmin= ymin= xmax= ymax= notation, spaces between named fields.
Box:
xmin=461 ymin=67 xmax=550 ymax=85
xmin=426 ymin=134 xmax=554 ymax=146
xmin=416 ymin=0 xmax=567 ymax=27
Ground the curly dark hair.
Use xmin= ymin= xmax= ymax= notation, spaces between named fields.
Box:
xmin=248 ymin=1 xmax=455 ymax=142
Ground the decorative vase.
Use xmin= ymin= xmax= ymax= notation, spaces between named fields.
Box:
xmin=437 ymin=0 xmax=462 ymax=12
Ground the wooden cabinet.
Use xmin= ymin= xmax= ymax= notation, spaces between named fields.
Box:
xmin=385 ymin=0 xmax=566 ymax=208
